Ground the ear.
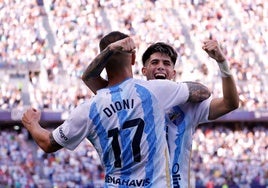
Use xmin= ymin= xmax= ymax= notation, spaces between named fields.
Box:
xmin=172 ymin=69 xmax=176 ymax=80
xmin=141 ymin=66 xmax=147 ymax=76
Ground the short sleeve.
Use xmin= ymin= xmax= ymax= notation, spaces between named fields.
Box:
xmin=52 ymin=101 xmax=91 ymax=150
xmin=148 ymin=80 xmax=189 ymax=111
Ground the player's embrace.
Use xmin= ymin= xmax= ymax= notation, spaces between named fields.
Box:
xmin=81 ymin=36 xmax=239 ymax=188
xmin=22 ymin=31 xmax=209 ymax=187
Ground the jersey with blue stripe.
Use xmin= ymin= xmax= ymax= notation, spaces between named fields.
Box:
xmin=166 ymin=97 xmax=212 ymax=188
xmin=52 ymin=78 xmax=189 ymax=188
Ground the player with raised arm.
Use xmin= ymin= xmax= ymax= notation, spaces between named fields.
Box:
xmin=141 ymin=40 xmax=239 ymax=187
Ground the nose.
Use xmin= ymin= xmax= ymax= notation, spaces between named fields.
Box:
xmin=156 ymin=62 xmax=165 ymax=70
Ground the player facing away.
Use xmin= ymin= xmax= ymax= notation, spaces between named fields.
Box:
xmin=82 ymin=38 xmax=239 ymax=187
xmin=22 ymin=31 xmax=205 ymax=187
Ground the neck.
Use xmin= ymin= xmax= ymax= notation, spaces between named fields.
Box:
xmin=107 ymin=68 xmax=133 ymax=87
xmin=106 ymin=54 xmax=134 ymax=87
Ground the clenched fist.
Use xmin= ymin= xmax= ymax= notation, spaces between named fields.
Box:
xmin=21 ymin=108 xmax=41 ymax=129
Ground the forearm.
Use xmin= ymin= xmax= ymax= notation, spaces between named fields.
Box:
xmin=83 ymin=76 xmax=108 ymax=94
xmin=82 ymin=47 xmax=114 ymax=81
xmin=208 ymin=62 xmax=239 ymax=120
xmin=221 ymin=76 xmax=239 ymax=109
xmin=217 ymin=60 xmax=239 ymax=109
xmin=26 ymin=123 xmax=56 ymax=153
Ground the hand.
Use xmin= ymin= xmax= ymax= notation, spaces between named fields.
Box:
xmin=21 ymin=108 xmax=41 ymax=129
xmin=202 ymin=39 xmax=226 ymax=62
xmin=109 ymin=37 xmax=136 ymax=53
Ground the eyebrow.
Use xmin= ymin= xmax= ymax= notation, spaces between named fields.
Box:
xmin=150 ymin=58 xmax=172 ymax=62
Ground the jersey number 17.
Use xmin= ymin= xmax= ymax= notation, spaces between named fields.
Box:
xmin=108 ymin=118 xmax=145 ymax=168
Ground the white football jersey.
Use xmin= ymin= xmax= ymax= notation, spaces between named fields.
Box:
xmin=53 ymin=78 xmax=189 ymax=187
xmin=166 ymin=97 xmax=212 ymax=188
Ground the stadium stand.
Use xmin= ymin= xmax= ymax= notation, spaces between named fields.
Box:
xmin=0 ymin=0 xmax=267 ymax=187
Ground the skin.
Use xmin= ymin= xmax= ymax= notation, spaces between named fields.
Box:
xmin=82 ymin=37 xmax=136 ymax=90
xmin=21 ymin=108 xmax=62 ymax=153
xmin=203 ymin=39 xmax=239 ymax=119
xmin=142 ymin=52 xmax=176 ymax=80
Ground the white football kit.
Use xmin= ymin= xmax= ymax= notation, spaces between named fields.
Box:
xmin=52 ymin=78 xmax=189 ymax=188
xmin=166 ymin=97 xmax=212 ymax=188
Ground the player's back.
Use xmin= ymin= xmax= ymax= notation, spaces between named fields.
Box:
xmin=88 ymin=78 xmax=173 ymax=187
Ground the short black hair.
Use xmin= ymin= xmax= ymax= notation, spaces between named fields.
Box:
xmin=142 ymin=42 xmax=178 ymax=66
xmin=99 ymin=31 xmax=129 ymax=51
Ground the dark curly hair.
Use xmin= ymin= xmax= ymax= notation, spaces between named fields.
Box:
xmin=142 ymin=42 xmax=178 ymax=66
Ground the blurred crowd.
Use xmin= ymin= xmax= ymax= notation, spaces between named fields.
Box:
xmin=192 ymin=124 xmax=268 ymax=188
xmin=0 ymin=0 xmax=268 ymax=113
xmin=0 ymin=1 xmax=268 ymax=187
xmin=0 ymin=124 xmax=267 ymax=188
xmin=0 ymin=129 xmax=104 ymax=188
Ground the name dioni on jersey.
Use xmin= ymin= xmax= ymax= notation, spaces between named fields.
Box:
xmin=103 ymin=99 xmax=135 ymax=117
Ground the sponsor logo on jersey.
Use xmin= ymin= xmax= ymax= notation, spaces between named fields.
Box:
xmin=105 ymin=175 xmax=150 ymax=187
xmin=59 ymin=127 xmax=68 ymax=141
xmin=167 ymin=106 xmax=184 ymax=124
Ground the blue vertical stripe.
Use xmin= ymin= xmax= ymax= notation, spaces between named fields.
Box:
xmin=173 ymin=121 xmax=186 ymax=166
xmin=171 ymin=106 xmax=186 ymax=173
xmin=88 ymin=102 xmax=113 ymax=174
xmin=136 ymin=84 xmax=156 ymax=188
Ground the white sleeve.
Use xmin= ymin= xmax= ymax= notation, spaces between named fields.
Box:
xmin=52 ymin=101 xmax=91 ymax=150
xmin=191 ymin=96 xmax=213 ymax=129
xmin=148 ymin=80 xmax=189 ymax=110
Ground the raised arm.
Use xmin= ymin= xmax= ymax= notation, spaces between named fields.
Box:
xmin=202 ymin=39 xmax=239 ymax=120
xmin=82 ymin=37 xmax=136 ymax=94
xmin=81 ymin=47 xmax=112 ymax=94
xmin=21 ymin=108 xmax=62 ymax=153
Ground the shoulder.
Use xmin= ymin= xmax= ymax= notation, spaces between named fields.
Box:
xmin=145 ymin=79 xmax=187 ymax=88
xmin=68 ymin=100 xmax=92 ymax=118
